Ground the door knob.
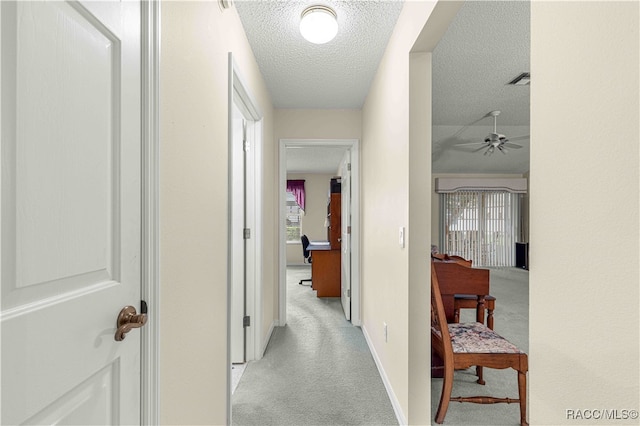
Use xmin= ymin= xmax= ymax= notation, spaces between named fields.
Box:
xmin=115 ymin=305 xmax=148 ymax=341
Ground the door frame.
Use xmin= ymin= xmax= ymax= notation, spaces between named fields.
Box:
xmin=226 ymin=53 xmax=264 ymax=422
xmin=278 ymin=139 xmax=361 ymax=326
xmin=140 ymin=0 xmax=161 ymax=424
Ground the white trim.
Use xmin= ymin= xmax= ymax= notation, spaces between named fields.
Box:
xmin=361 ymin=325 xmax=407 ymax=426
xmin=140 ymin=1 xmax=160 ymax=424
xmin=227 ymin=53 xmax=264 ymax=425
xmin=278 ymin=139 xmax=361 ymax=326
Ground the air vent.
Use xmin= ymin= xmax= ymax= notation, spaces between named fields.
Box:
xmin=508 ymin=72 xmax=530 ymax=86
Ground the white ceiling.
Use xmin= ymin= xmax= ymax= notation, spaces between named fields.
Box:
xmin=235 ymin=0 xmax=404 ymax=109
xmin=235 ymin=0 xmax=530 ymax=174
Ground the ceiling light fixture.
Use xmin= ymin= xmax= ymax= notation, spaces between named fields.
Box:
xmin=300 ymin=5 xmax=338 ymax=44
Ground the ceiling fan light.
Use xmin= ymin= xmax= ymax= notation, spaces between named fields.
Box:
xmin=300 ymin=6 xmax=338 ymax=44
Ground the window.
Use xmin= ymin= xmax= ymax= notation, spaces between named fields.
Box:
xmin=286 ymin=191 xmax=302 ymax=242
xmin=440 ymin=191 xmax=521 ymax=267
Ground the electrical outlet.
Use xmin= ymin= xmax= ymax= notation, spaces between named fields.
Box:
xmin=383 ymin=322 xmax=388 ymax=342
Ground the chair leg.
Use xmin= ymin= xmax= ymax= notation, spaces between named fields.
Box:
xmin=518 ymin=369 xmax=528 ymax=426
xmin=435 ymin=363 xmax=454 ymax=424
xmin=475 ymin=366 xmax=485 ymax=385
xmin=487 ymin=306 xmax=494 ymax=330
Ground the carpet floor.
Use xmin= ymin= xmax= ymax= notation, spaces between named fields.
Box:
xmin=231 ymin=266 xmax=398 ymax=426
xmin=232 ymin=265 xmax=529 ymax=425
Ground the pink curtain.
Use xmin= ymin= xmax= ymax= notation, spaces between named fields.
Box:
xmin=287 ymin=179 xmax=305 ymax=212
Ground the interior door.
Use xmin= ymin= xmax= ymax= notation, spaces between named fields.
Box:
xmin=340 ymin=150 xmax=351 ymax=320
xmin=230 ymin=104 xmax=246 ymax=363
xmin=1 ymin=1 xmax=143 ymax=424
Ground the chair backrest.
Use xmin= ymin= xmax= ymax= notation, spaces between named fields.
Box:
xmin=301 ymin=235 xmax=310 ymax=259
xmin=431 ymin=261 xmax=454 ymax=361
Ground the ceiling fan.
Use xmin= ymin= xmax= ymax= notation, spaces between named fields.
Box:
xmin=455 ymin=110 xmax=527 ymax=156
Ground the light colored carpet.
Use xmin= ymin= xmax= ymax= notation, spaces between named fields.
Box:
xmin=231 ymin=266 xmax=528 ymax=425
xmin=431 ymin=267 xmax=529 ymax=425
xmin=232 ymin=266 xmax=398 ymax=426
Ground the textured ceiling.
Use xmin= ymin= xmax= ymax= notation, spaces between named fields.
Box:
xmin=432 ymin=0 xmax=530 ymax=173
xmin=235 ymin=0 xmax=530 ymax=174
xmin=235 ymin=0 xmax=403 ymax=109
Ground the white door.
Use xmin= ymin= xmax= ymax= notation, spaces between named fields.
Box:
xmin=230 ymin=105 xmax=246 ymax=363
xmin=1 ymin=1 xmax=144 ymax=424
xmin=340 ymin=151 xmax=351 ymax=320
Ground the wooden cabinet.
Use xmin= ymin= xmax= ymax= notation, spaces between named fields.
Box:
xmin=310 ymin=248 xmax=341 ymax=297
xmin=327 ymin=193 xmax=341 ymax=250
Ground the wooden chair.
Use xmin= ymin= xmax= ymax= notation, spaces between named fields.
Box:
xmin=454 ymin=294 xmax=496 ymax=330
xmin=431 ymin=262 xmax=528 ymax=426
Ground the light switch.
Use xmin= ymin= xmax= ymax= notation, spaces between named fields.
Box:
xmin=399 ymin=227 xmax=405 ymax=248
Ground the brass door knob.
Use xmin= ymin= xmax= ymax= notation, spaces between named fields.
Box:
xmin=115 ymin=305 xmax=148 ymax=341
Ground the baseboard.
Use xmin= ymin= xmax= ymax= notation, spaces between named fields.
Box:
xmin=361 ymin=324 xmax=407 ymax=425
xmin=260 ymin=320 xmax=277 ymax=358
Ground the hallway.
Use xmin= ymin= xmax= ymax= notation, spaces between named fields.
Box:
xmin=231 ymin=266 xmax=398 ymax=425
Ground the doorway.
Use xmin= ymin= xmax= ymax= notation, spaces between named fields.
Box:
xmin=278 ymin=139 xmax=361 ymax=326
xmin=227 ymin=54 xmax=264 ymax=413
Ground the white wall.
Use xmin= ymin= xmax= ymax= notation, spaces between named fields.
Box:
xmin=530 ymin=2 xmax=639 ymax=424
xmin=286 ymin=173 xmax=335 ymax=265
xmin=159 ymin=2 xmax=275 ymax=424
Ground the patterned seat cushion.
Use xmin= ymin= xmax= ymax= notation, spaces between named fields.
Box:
xmin=448 ymin=322 xmax=524 ymax=354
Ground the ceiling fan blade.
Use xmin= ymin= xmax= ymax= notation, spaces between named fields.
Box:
xmin=483 ymin=146 xmax=494 ymax=156
xmin=449 ymin=115 xmax=489 ymax=139
xmin=503 ymin=142 xmax=523 ymax=149
xmin=454 ymin=141 xmax=486 ymax=146
xmin=499 ymin=146 xmax=508 ymax=154
xmin=508 ymin=135 xmax=529 ymax=141
xmin=472 ymin=145 xmax=488 ymax=152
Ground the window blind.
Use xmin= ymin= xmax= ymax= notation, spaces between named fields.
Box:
xmin=440 ymin=191 xmax=520 ymax=267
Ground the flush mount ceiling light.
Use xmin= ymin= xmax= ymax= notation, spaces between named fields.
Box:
xmin=300 ymin=5 xmax=338 ymax=44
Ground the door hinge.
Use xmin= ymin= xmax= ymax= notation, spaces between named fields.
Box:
xmin=347 ymin=289 xmax=351 ymax=298
xmin=243 ymin=228 xmax=251 ymax=239
xmin=140 ymin=300 xmax=148 ymax=314
xmin=347 ymin=225 xmax=351 ymax=234
xmin=347 ymin=163 xmax=351 ymax=171
xmin=243 ymin=316 xmax=251 ymax=327
xmin=243 ymin=140 xmax=250 ymax=152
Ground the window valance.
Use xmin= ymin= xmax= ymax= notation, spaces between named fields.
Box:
xmin=435 ymin=178 xmax=527 ymax=194
xmin=286 ymin=179 xmax=306 ymax=211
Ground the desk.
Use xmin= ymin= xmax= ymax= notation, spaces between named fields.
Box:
xmin=432 ymin=261 xmax=490 ymax=324
xmin=308 ymin=242 xmax=341 ymax=297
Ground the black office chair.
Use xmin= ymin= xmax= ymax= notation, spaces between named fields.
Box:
xmin=299 ymin=235 xmax=312 ymax=286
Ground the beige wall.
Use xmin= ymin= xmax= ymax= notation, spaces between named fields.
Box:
xmin=156 ymin=1 xmax=639 ymax=425
xmin=286 ymin=173 xmax=335 ymax=265
xmin=275 ymin=109 xmax=362 ymax=140
xmin=159 ymin=2 xmax=275 ymax=424
xmin=360 ymin=1 xmax=442 ymax=423
xmin=530 ymin=2 xmax=639 ymax=424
